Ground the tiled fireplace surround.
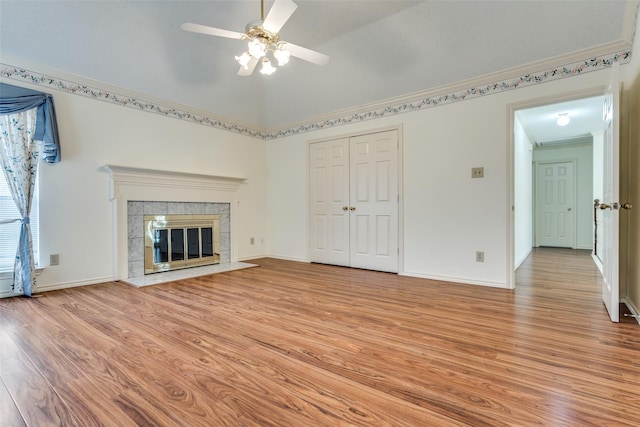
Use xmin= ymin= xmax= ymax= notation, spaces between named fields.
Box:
xmin=127 ymin=201 xmax=231 ymax=278
xmin=103 ymin=165 xmax=245 ymax=280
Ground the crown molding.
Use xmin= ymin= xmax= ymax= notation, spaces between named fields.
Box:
xmin=1 ymin=33 xmax=634 ymax=142
xmin=0 ymin=55 xmax=264 ymax=139
xmin=264 ymin=40 xmax=632 ymax=139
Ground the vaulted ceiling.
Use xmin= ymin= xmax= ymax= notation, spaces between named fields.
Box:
xmin=0 ymin=1 xmax=635 ymax=132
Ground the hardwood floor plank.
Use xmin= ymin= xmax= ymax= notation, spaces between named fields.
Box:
xmin=0 ymin=375 xmax=26 ymax=427
xmin=0 ymin=249 xmax=638 ymax=425
xmin=0 ymin=329 xmax=83 ymax=427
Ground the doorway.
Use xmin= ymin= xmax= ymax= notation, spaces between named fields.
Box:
xmin=511 ymin=93 xmax=605 ymax=286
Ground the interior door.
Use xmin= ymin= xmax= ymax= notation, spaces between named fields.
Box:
xmin=309 ymin=130 xmax=399 ymax=273
xmin=309 ymin=138 xmax=350 ymax=266
xmin=601 ymin=65 xmax=620 ymax=322
xmin=535 ymin=160 xmax=576 ymax=248
xmin=349 ymin=130 xmax=399 ymax=272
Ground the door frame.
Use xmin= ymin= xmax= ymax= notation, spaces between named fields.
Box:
xmin=306 ymin=124 xmax=405 ymax=275
xmin=507 ymin=87 xmax=605 ymax=289
xmin=533 ymin=158 xmax=578 ymax=249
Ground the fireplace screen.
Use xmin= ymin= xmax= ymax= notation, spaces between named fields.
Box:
xmin=144 ymin=214 xmax=220 ymax=274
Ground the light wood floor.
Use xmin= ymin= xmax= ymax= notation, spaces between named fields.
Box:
xmin=1 ymin=248 xmax=639 ymax=426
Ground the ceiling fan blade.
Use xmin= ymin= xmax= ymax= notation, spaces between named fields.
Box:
xmin=262 ymin=0 xmax=298 ymax=34
xmin=238 ymin=57 xmax=259 ymax=76
xmin=282 ymin=42 xmax=330 ymax=66
xmin=181 ymin=23 xmax=244 ymax=40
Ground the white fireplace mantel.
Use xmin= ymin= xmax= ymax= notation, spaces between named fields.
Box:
xmin=100 ymin=165 xmax=247 ymax=280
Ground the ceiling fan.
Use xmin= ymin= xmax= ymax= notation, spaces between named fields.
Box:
xmin=181 ymin=0 xmax=329 ymax=76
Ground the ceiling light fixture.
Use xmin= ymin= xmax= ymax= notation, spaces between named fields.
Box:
xmin=556 ymin=113 xmax=570 ymax=126
xmin=259 ymin=58 xmax=277 ymax=75
xmin=237 ymin=28 xmax=289 ymax=75
xmin=182 ymin=0 xmax=329 ymax=77
xmin=234 ymin=1 xmax=292 ymax=76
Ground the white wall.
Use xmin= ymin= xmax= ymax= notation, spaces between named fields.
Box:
xmin=266 ymin=69 xmax=614 ymax=288
xmin=513 ymin=114 xmax=533 ymax=268
xmin=533 ymin=143 xmax=594 ymax=250
xmin=1 ymin=78 xmax=268 ymax=291
xmin=2 ymin=43 xmax=629 ymax=292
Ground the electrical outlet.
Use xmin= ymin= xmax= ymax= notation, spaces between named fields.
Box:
xmin=50 ymin=254 xmax=60 ymax=266
xmin=476 ymin=251 xmax=484 ymax=262
xmin=471 ymin=167 xmax=484 ymax=178
xmin=250 ymin=237 xmax=255 ymax=245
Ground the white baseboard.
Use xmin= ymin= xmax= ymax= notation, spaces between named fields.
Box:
xmin=622 ymin=298 xmax=640 ymax=325
xmin=515 ymin=248 xmax=533 ymax=270
xmin=400 ymin=271 xmax=508 ymax=289
xmin=244 ymin=254 xmax=309 ymax=263
xmin=35 ymin=276 xmax=114 ymax=293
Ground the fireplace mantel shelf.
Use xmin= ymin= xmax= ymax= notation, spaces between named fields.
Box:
xmin=100 ymin=164 xmax=247 ymax=184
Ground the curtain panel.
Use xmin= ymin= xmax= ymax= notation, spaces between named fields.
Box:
xmin=0 ymin=109 xmax=39 ymax=296
xmin=0 ymin=83 xmax=61 ymax=163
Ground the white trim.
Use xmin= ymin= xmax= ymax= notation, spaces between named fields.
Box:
xmin=621 ymin=298 xmax=640 ymax=325
xmin=100 ymin=165 xmax=246 ymax=280
xmin=35 ymin=276 xmax=113 ymax=293
xmin=400 ymin=271 xmax=509 ymax=289
xmin=514 ymin=247 xmax=532 ymax=271
xmin=259 ymin=254 xmax=310 ymax=263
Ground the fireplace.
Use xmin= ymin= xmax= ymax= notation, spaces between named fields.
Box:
xmin=102 ymin=165 xmax=245 ymax=280
xmin=144 ymin=214 xmax=220 ymax=274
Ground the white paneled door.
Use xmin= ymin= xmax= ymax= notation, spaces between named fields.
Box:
xmin=600 ymin=66 xmax=620 ymax=323
xmin=535 ymin=161 xmax=576 ymax=248
xmin=309 ymin=137 xmax=350 ymax=266
xmin=309 ymin=130 xmax=398 ymax=273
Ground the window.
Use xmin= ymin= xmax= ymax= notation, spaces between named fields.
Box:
xmin=0 ymin=171 xmax=39 ymax=275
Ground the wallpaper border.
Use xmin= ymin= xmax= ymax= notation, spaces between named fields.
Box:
xmin=0 ymin=49 xmax=631 ymax=141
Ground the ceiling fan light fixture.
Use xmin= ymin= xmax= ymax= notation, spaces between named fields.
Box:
xmin=260 ymin=58 xmax=276 ymax=75
xmin=235 ymin=52 xmax=252 ymax=69
xmin=274 ymin=47 xmax=290 ymax=66
xmin=248 ymin=38 xmax=267 ymax=58
xmin=557 ymin=113 xmax=570 ymax=126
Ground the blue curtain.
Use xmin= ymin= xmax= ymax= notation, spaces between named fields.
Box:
xmin=0 ymin=110 xmax=39 ymax=296
xmin=0 ymin=83 xmax=60 ymax=296
xmin=0 ymin=83 xmax=61 ymax=163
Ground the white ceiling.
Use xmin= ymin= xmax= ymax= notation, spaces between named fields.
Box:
xmin=517 ymin=96 xmax=605 ymax=146
xmin=0 ymin=1 xmax=634 ymax=130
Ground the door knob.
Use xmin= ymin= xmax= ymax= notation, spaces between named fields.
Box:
xmin=599 ymin=203 xmax=611 ymax=210
xmin=567 ymin=207 xmax=572 ymax=211
xmin=349 ymin=207 xmax=356 ymax=211
xmin=342 ymin=206 xmax=349 ymax=211
xmin=621 ymin=203 xmax=633 ymax=210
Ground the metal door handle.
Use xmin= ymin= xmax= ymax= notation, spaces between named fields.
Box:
xmin=599 ymin=203 xmax=611 ymax=210
xmin=349 ymin=207 xmax=356 ymax=211
xmin=342 ymin=206 xmax=349 ymax=211
xmin=567 ymin=207 xmax=571 ymax=211
xmin=621 ymin=203 xmax=632 ymax=210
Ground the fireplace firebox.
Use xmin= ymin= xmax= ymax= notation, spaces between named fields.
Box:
xmin=144 ymin=214 xmax=220 ymax=274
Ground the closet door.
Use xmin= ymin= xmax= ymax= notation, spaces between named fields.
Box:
xmin=308 ymin=130 xmax=399 ymax=273
xmin=349 ymin=130 xmax=398 ymax=272
xmin=309 ymin=138 xmax=350 ymax=266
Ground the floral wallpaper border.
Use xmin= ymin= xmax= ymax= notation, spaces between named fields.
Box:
xmin=0 ymin=49 xmax=631 ymax=141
